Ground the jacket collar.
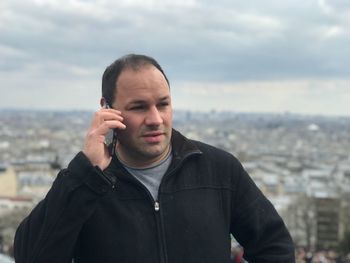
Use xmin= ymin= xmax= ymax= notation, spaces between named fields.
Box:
xmin=170 ymin=129 xmax=202 ymax=161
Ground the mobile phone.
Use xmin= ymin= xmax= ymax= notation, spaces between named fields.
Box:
xmin=104 ymin=103 xmax=118 ymax=156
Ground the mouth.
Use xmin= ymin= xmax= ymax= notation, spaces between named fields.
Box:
xmin=142 ymin=131 xmax=165 ymax=143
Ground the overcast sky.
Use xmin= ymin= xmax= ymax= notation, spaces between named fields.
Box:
xmin=1 ymin=0 xmax=349 ymax=116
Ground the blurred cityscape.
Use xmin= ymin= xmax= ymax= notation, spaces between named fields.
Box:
xmin=1 ymin=109 xmax=350 ymax=262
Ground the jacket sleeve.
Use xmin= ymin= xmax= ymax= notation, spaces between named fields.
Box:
xmin=230 ymin=161 xmax=295 ymax=263
xmin=13 ymin=152 xmax=115 ymax=263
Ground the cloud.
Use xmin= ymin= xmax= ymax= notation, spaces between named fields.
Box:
xmin=0 ymin=0 xmax=349 ymax=115
xmin=318 ymin=0 xmax=333 ymax=15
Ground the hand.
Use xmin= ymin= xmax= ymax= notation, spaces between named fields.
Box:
xmin=82 ymin=108 xmax=126 ymax=170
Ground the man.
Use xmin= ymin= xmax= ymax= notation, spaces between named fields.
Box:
xmin=14 ymin=54 xmax=295 ymax=262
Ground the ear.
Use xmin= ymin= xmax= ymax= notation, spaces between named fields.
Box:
xmin=100 ymin=97 xmax=107 ymax=108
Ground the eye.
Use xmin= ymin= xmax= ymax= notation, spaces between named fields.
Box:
xmin=129 ymin=105 xmax=146 ymax=111
xmin=158 ymin=102 xmax=170 ymax=108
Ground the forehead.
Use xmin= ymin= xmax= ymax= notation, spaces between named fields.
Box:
xmin=115 ymin=65 xmax=170 ymax=99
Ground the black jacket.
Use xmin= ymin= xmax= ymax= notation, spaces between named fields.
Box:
xmin=14 ymin=129 xmax=295 ymax=263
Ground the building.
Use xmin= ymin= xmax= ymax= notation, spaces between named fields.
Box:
xmin=0 ymin=165 xmax=17 ymax=198
xmin=315 ymin=197 xmax=340 ymax=250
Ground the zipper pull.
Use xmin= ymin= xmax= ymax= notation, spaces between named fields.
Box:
xmin=154 ymin=201 xmax=160 ymax=212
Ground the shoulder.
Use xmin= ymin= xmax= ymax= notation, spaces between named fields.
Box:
xmin=190 ymin=139 xmax=242 ymax=168
xmin=190 ymin=138 xmax=234 ymax=158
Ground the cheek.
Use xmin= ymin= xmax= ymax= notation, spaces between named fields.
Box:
xmin=122 ymin=117 xmax=142 ymax=134
xmin=164 ymin=111 xmax=173 ymax=125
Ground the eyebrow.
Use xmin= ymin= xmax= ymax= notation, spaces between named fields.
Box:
xmin=159 ymin=96 xmax=171 ymax=102
xmin=127 ymin=96 xmax=170 ymax=106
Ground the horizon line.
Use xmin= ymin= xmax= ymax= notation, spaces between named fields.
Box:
xmin=1 ymin=107 xmax=349 ymax=119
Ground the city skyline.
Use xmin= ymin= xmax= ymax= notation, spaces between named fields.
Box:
xmin=1 ymin=0 xmax=349 ymax=116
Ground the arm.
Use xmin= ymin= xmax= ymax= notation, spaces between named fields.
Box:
xmin=230 ymin=162 xmax=295 ymax=263
xmin=14 ymin=152 xmax=115 ymax=263
xmin=14 ymin=108 xmax=124 ymax=263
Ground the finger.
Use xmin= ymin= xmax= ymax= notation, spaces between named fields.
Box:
xmin=99 ymin=108 xmax=122 ymax=115
xmin=97 ymin=120 xmax=126 ymax=135
xmin=91 ymin=110 xmax=123 ymax=127
xmin=105 ymin=120 xmax=126 ymax=130
xmin=97 ymin=110 xmax=123 ymax=120
xmin=103 ymin=113 xmax=124 ymax=121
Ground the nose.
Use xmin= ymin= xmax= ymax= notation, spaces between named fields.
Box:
xmin=145 ymin=106 xmax=163 ymax=126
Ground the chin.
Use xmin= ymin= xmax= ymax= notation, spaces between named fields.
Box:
xmin=143 ymin=145 xmax=169 ymax=158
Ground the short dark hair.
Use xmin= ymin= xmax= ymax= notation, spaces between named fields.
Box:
xmin=101 ymin=54 xmax=170 ymax=106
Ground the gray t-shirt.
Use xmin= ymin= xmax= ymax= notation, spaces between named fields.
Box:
xmin=117 ymin=150 xmax=172 ymax=201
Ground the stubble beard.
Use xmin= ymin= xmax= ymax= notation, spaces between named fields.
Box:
xmin=117 ymin=130 xmax=172 ymax=166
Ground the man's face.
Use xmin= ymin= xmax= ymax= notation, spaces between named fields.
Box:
xmin=112 ymin=65 xmax=173 ymax=167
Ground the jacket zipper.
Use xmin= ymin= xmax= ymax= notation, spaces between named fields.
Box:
xmin=120 ymin=173 xmax=166 ymax=263
xmin=153 ymin=199 xmax=167 ymax=263
xmin=154 ymin=201 xmax=160 ymax=211
xmin=154 ymin=150 xmax=202 ymax=263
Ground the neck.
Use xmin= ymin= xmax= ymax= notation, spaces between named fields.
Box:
xmin=116 ymin=144 xmax=171 ymax=169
